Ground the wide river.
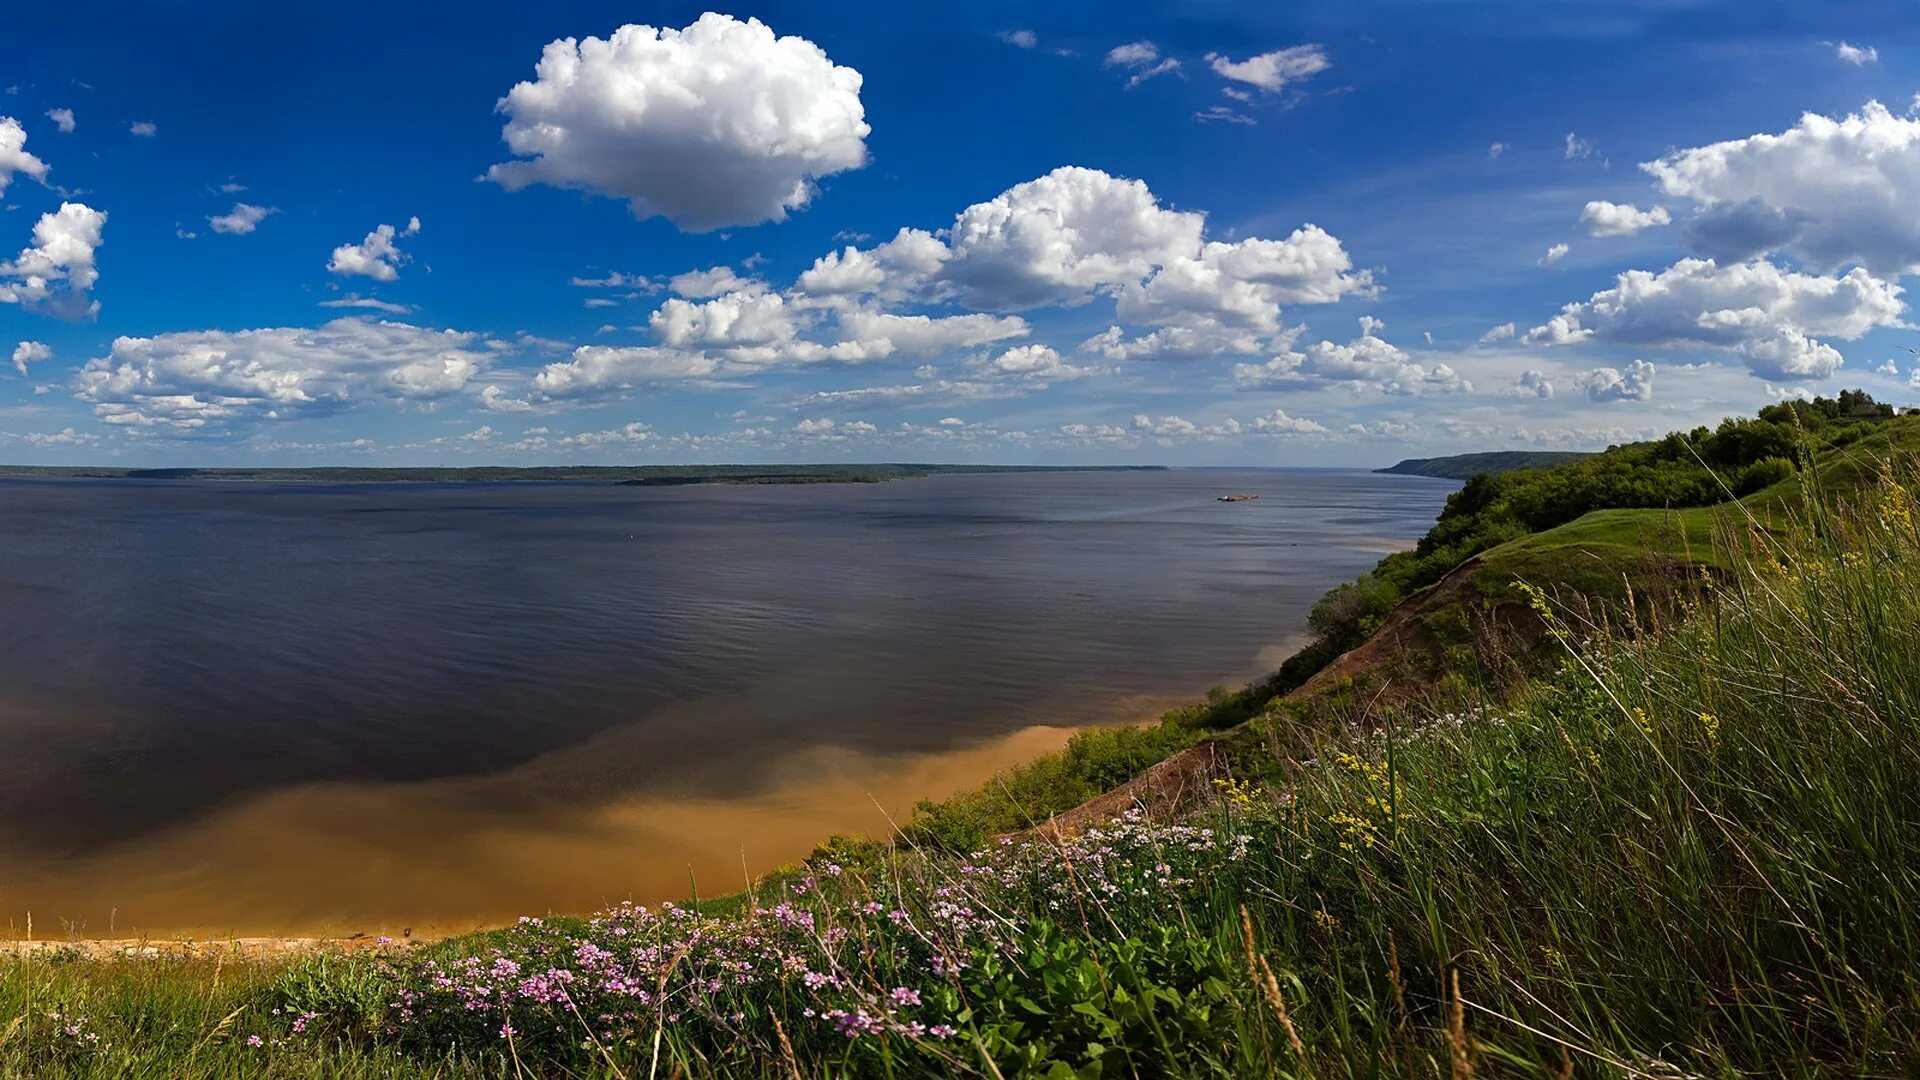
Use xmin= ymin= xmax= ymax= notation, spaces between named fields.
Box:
xmin=0 ymin=467 xmax=1454 ymax=937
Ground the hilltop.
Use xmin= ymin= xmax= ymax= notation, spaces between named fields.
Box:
xmin=1373 ymin=450 xmax=1591 ymax=479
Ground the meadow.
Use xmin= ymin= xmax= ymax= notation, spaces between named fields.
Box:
xmin=3 ymin=413 xmax=1917 ymax=1076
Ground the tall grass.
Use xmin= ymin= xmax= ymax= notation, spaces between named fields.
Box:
xmin=4 ymin=468 xmax=1918 ymax=1077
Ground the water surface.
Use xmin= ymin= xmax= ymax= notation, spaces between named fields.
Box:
xmin=0 ymin=468 xmax=1454 ymax=934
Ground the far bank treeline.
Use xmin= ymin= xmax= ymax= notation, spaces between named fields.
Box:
xmin=906 ymin=388 xmax=1910 ymax=847
xmin=0 ymin=463 xmax=1165 ymax=485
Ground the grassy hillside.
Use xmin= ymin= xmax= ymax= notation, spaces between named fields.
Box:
xmin=1374 ymin=450 xmax=1592 ymax=479
xmin=6 ymin=430 xmax=1920 ymax=1076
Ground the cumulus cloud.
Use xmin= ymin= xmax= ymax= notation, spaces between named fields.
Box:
xmin=1576 ymin=359 xmax=1655 ymax=401
xmin=1540 ymin=242 xmax=1570 ymax=265
xmin=0 ymin=117 xmax=49 ymax=197
xmin=1833 ymin=41 xmax=1877 ymax=65
xmin=11 ymin=340 xmax=50 ymax=375
xmin=486 ymin=13 xmax=869 ymax=232
xmin=942 ymin=167 xmax=1206 ymax=308
xmin=44 ymin=108 xmax=74 ymax=133
xmin=1645 ymin=101 xmax=1920 ymax=274
xmin=1205 ymin=45 xmax=1329 ymax=91
xmin=327 ymin=217 xmax=420 ymax=281
xmin=129 ymin=121 xmax=156 ymax=137
xmin=1233 ymin=318 xmax=1470 ymax=395
xmin=1504 ymin=369 xmax=1555 ymax=398
xmin=999 ymin=29 xmax=1037 ymax=49
xmin=669 ymin=265 xmax=762 ymax=299
xmin=797 ymin=227 xmax=949 ymax=300
xmin=1580 ymin=200 xmax=1671 ymax=238
xmin=1525 ymin=257 xmax=1904 ymax=380
xmin=1104 ymin=41 xmax=1180 ymax=88
xmin=208 ymin=202 xmax=277 ymax=236
xmin=1488 ymin=142 xmax=1508 ymax=159
xmin=1114 ymin=225 xmax=1375 ymax=331
xmin=0 ymin=202 xmax=107 ymax=319
xmin=75 ymin=318 xmax=495 ymax=431
xmin=1565 ymin=133 xmax=1596 ymax=161
xmin=1480 ymin=322 xmax=1517 ymax=342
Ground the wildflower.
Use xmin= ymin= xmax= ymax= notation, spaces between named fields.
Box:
xmin=888 ymin=986 xmax=922 ymax=1007
xmin=1312 ymin=908 xmax=1340 ymax=933
xmin=247 ymin=1035 xmax=264 ymax=1048
xmin=1699 ymin=711 xmax=1720 ymax=745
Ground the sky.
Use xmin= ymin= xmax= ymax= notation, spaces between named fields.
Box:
xmin=0 ymin=0 xmax=1917 ymax=467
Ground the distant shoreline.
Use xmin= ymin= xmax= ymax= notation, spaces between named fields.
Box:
xmin=0 ymin=463 xmax=1170 ymax=486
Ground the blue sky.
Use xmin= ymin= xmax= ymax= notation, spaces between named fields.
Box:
xmin=0 ymin=0 xmax=1916 ymax=466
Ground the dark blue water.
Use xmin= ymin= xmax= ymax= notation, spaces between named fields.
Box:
xmin=0 ymin=468 xmax=1454 ymax=927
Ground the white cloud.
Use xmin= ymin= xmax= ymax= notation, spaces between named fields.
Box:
xmin=12 ymin=340 xmax=50 ymax=375
xmin=1233 ymin=318 xmax=1470 ymax=395
xmin=530 ymin=345 xmax=723 ymax=398
xmin=999 ymin=29 xmax=1038 ymax=49
xmin=318 ymin=294 xmax=412 ymax=314
xmin=1645 ymin=101 xmax=1920 ymax=274
xmin=1565 ymin=133 xmax=1596 ymax=161
xmin=0 ymin=117 xmax=49 ymax=197
xmin=486 ymin=13 xmax=869 ymax=232
xmin=1579 ymin=200 xmax=1671 ymax=238
xmin=129 ymin=121 xmax=156 ymax=137
xmin=1540 ymin=242 xmax=1570 ymax=265
xmin=795 ymin=417 xmax=836 ymax=434
xmin=1504 ymin=369 xmax=1554 ymax=398
xmin=798 ymin=227 xmax=948 ymax=300
xmin=44 ymin=108 xmax=74 ymax=133
xmin=1104 ymin=41 xmax=1180 ymax=88
xmin=1479 ymin=322 xmax=1517 ymax=342
xmin=668 ymin=265 xmax=762 ymax=299
xmin=1115 ymin=225 xmax=1374 ymax=331
xmin=1526 ymin=257 xmax=1904 ymax=380
xmin=835 ymin=310 xmax=1030 ymax=353
xmin=1488 ymin=142 xmax=1507 ymax=159
xmin=1833 ymin=41 xmax=1878 ymax=65
xmin=327 ymin=217 xmax=420 ymax=281
xmin=0 ymin=202 xmax=107 ymax=319
xmin=1081 ymin=323 xmax=1268 ymax=363
xmin=1576 ymin=359 xmax=1655 ymax=402
xmin=943 ymin=167 xmax=1206 ymax=308
xmin=1205 ymin=45 xmax=1329 ymax=91
xmin=1195 ymin=106 xmax=1255 ymax=126
xmin=962 ymin=342 xmax=1097 ymax=383
xmin=76 ymin=318 xmax=495 ymax=431
xmin=208 ymin=202 xmax=277 ymax=236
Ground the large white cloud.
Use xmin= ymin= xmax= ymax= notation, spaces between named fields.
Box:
xmin=1579 ymin=200 xmax=1670 ymax=238
xmin=0 ymin=117 xmax=48 ymax=197
xmin=1644 ymin=102 xmax=1920 ymax=273
xmin=807 ymin=167 xmax=1369 ymax=336
xmin=327 ymin=218 xmax=420 ymax=281
xmin=1 ymin=202 xmax=106 ymax=319
xmin=1234 ymin=318 xmax=1469 ymax=395
xmin=75 ymin=318 xmax=495 ymax=430
xmin=1525 ymin=257 xmax=1904 ymax=380
xmin=1576 ymin=359 xmax=1655 ymax=402
xmin=1115 ymin=226 xmax=1374 ymax=331
xmin=941 ymin=167 xmax=1206 ymax=308
xmin=485 ymin=13 xmax=869 ymax=232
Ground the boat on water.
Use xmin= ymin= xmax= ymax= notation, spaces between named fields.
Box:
xmin=1217 ymin=493 xmax=1259 ymax=502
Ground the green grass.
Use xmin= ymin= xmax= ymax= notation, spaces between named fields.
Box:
xmin=7 ymin=451 xmax=1920 ymax=1077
